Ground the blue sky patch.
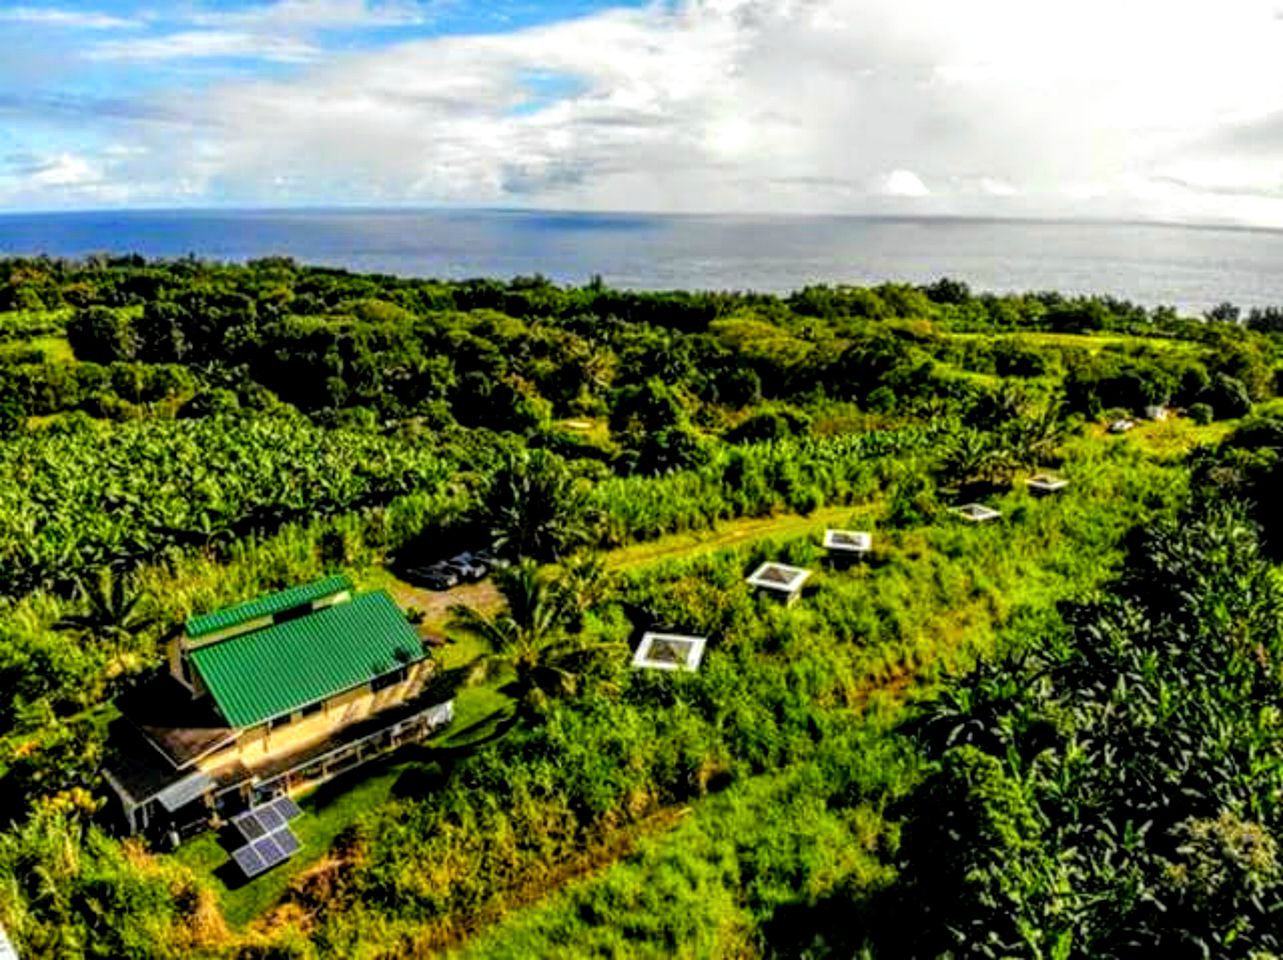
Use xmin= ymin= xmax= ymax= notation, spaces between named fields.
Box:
xmin=510 ymin=70 xmax=588 ymax=117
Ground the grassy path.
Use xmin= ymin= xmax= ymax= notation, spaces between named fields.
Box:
xmin=601 ymin=505 xmax=870 ymax=572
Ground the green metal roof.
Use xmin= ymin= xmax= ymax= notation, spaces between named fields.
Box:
xmin=186 ymin=575 xmax=353 ymax=639
xmin=189 ymin=590 xmax=424 ymax=728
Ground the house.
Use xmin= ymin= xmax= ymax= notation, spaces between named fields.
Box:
xmin=746 ymin=562 xmax=813 ymax=606
xmin=103 ymin=575 xmax=454 ymax=841
xmin=631 ymin=633 xmax=707 ymax=672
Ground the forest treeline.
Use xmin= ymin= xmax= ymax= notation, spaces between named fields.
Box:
xmin=3 ymin=255 xmax=1283 ymax=957
xmin=1 ymin=256 xmax=1275 ymax=434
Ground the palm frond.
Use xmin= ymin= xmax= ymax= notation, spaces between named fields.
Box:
xmin=447 ymin=602 xmax=517 ymax=652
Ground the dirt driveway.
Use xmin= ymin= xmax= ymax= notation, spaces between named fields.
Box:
xmin=385 ymin=575 xmax=502 ymax=634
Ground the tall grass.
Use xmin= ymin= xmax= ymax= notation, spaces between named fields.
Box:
xmin=271 ymin=431 xmax=1188 ymax=956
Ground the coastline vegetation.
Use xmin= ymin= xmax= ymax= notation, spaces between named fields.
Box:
xmin=1 ymin=256 xmax=1281 ymax=957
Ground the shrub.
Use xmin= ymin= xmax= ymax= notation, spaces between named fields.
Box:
xmin=725 ymin=407 xmax=812 ymax=445
xmin=992 ymin=339 xmax=1048 ymax=377
xmin=866 ymin=385 xmax=897 ymax=412
xmin=65 ymin=306 xmax=136 ymax=364
xmin=1188 ymin=402 xmax=1214 ymax=425
xmin=1201 ymin=373 xmax=1253 ymax=420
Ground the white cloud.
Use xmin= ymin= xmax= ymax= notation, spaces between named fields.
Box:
xmin=18 ymin=0 xmax=1283 ymax=224
xmin=85 ymin=1 xmax=432 ymax=64
xmin=26 ymin=154 xmax=99 ymax=188
xmin=0 ymin=7 xmax=139 ymax=30
xmin=0 ymin=149 xmax=202 ymax=208
xmin=0 ymin=152 xmax=120 ymax=206
xmin=976 ymin=178 xmax=1017 ymax=198
xmin=878 ymin=170 xmax=929 ymax=197
xmin=190 ymin=0 xmax=432 ymax=31
xmin=89 ymin=30 xmax=320 ymax=63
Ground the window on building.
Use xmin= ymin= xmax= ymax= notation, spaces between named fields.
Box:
xmin=299 ymin=701 xmax=323 ymax=719
xmin=371 ymin=666 xmax=408 ymax=692
xmin=267 ymin=714 xmax=290 ymax=732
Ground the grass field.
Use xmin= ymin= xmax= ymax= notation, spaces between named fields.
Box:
xmin=445 ymin=432 xmax=1196 ymax=957
xmin=1092 ymin=414 xmax=1234 ymax=459
xmin=946 ymin=330 xmax=1195 ymax=353
xmin=168 ymin=420 xmax=1214 ymax=935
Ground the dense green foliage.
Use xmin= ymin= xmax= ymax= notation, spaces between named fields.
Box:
xmin=0 ymin=415 xmax=452 ymax=595
xmin=1 ymin=256 xmax=1282 ymax=957
xmin=869 ymin=501 xmax=1283 ymax=959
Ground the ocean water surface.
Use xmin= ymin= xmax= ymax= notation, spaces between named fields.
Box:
xmin=2 ymin=208 xmax=1283 ymax=312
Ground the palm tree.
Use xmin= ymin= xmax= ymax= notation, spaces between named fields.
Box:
xmin=939 ymin=427 xmax=1011 ymax=490
xmin=55 ymin=565 xmax=159 ymax=664
xmin=448 ymin=560 xmax=620 ymax=717
xmin=483 ymin=448 xmax=599 ymax=561
xmin=557 ymin=552 xmax=611 ymax=631
xmin=1005 ymin=402 xmax=1068 ymax=471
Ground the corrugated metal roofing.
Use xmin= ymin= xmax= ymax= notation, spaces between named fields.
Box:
xmin=186 ymin=575 xmax=353 ymax=639
xmin=156 ymin=771 xmax=217 ymax=812
xmin=189 ymin=590 xmax=424 ymax=728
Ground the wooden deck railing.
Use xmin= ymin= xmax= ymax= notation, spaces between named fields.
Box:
xmin=254 ymin=698 xmax=454 ymax=799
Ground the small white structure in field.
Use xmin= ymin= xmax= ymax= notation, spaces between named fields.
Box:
xmin=746 ymin=562 xmax=813 ymax=605
xmin=631 ymin=633 xmax=707 ymax=672
xmin=953 ymin=503 xmax=1002 ymax=523
xmin=1025 ymin=474 xmax=1069 ymax=495
xmin=823 ymin=529 xmax=872 ymax=556
xmin=1108 ymin=419 xmax=1135 ymax=434
xmin=0 ymin=922 xmax=18 ymax=960
xmin=1144 ymin=405 xmax=1169 ymax=422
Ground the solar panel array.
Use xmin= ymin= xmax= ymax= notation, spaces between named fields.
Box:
xmin=229 ymin=795 xmax=305 ymax=878
xmin=232 ymin=795 xmax=303 ymax=843
xmin=232 ymin=828 xmax=301 ymax=878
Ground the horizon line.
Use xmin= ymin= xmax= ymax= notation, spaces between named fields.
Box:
xmin=1 ymin=204 xmax=1282 ymax=237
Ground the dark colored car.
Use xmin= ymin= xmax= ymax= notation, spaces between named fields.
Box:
xmin=404 ymin=563 xmax=459 ymax=590
xmin=445 ymin=552 xmax=487 ymax=582
xmin=474 ymin=548 xmax=508 ymax=571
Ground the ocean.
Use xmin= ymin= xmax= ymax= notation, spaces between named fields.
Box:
xmin=2 ymin=208 xmax=1282 ymax=312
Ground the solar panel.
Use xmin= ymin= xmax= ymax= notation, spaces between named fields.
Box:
xmin=233 ymin=812 xmax=267 ymax=842
xmin=257 ymin=805 xmax=287 ymax=833
xmin=233 ymin=844 xmax=268 ymax=878
xmin=230 ymin=825 xmax=302 ymax=877
xmin=274 ymin=829 xmax=301 ymax=856
xmin=232 ymin=795 xmax=304 ymax=844
xmin=252 ymin=835 xmax=286 ymax=865
xmin=269 ymin=795 xmax=303 ymax=821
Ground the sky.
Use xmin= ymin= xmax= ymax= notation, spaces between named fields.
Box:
xmin=2 ymin=0 xmax=1283 ymax=224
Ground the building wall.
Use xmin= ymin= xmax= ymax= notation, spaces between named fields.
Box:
xmin=197 ymin=659 xmax=432 ymax=776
